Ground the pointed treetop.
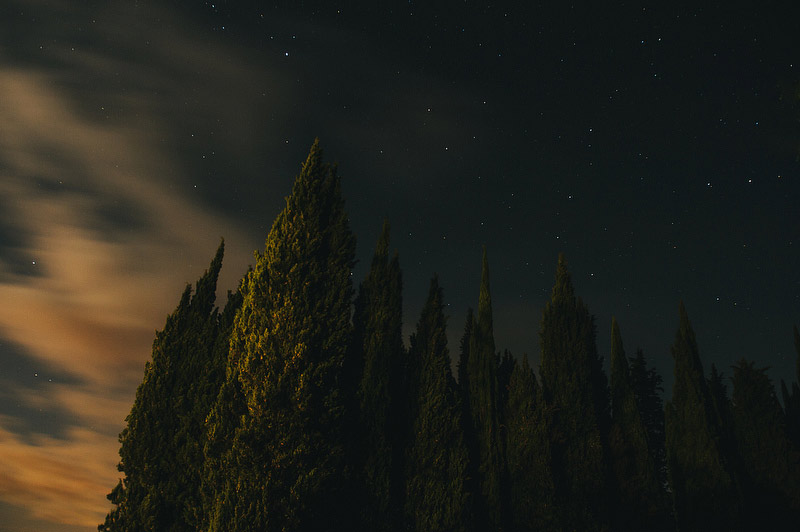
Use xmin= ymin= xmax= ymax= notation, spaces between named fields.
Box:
xmin=610 ymin=317 xmax=627 ymax=374
xmin=520 ymin=351 xmax=531 ymax=373
xmin=610 ymin=317 xmax=630 ymax=416
xmin=478 ymin=246 xmax=494 ymax=337
xmin=301 ymin=137 xmax=323 ymax=175
xmin=551 ymin=252 xmax=575 ymax=304
xmin=191 ymin=238 xmax=225 ymax=316
xmin=674 ymin=301 xmax=699 ymax=357
xmin=375 ymin=219 xmax=391 ymax=262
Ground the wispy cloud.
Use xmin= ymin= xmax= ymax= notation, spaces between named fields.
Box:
xmin=0 ymin=2 xmax=279 ymax=528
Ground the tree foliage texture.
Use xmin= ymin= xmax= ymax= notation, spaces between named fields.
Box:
xmin=405 ymin=277 xmax=472 ymax=532
xmin=204 ymin=139 xmax=356 ymax=532
xmin=665 ymin=302 xmax=740 ymax=532
xmin=463 ymin=248 xmax=504 ymax=530
xmin=100 ymin=241 xmax=235 ymax=532
xmin=538 ymin=253 xmax=611 ymax=531
xmin=731 ymin=359 xmax=800 ymax=530
xmin=608 ymin=318 xmax=668 ymax=531
xmin=351 ymin=220 xmax=405 ymax=531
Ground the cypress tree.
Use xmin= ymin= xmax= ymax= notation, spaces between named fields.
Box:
xmin=205 ymin=139 xmax=356 ymax=532
xmin=405 ymin=276 xmax=472 ymax=532
xmin=462 ymin=248 xmax=504 ymax=529
xmin=628 ymin=348 xmax=667 ymax=490
xmin=665 ymin=302 xmax=740 ymax=532
xmin=608 ymin=318 xmax=666 ymax=531
xmin=505 ymin=353 xmax=543 ymax=532
xmin=352 ymin=220 xmax=405 ymax=531
xmin=538 ymin=253 xmax=611 ymax=531
xmin=99 ymin=241 xmax=229 ymax=532
xmin=731 ymin=359 xmax=800 ymax=530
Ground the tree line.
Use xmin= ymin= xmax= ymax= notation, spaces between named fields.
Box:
xmin=99 ymin=140 xmax=800 ymax=532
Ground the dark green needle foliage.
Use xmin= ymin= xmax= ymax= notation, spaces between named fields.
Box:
xmin=351 ymin=220 xmax=405 ymax=531
xmin=608 ymin=318 xmax=667 ymax=531
xmin=462 ymin=248 xmax=504 ymax=530
xmin=538 ymin=253 xmax=611 ymax=532
xmin=204 ymin=139 xmax=357 ymax=532
xmin=505 ymin=353 xmax=553 ymax=532
xmin=731 ymin=359 xmax=800 ymax=530
xmin=99 ymin=241 xmax=232 ymax=532
xmin=628 ymin=348 xmax=667 ymax=490
xmin=665 ymin=302 xmax=740 ymax=532
xmin=405 ymin=276 xmax=472 ymax=532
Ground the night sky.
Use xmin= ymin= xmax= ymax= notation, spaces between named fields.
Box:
xmin=1 ymin=1 xmax=798 ymax=529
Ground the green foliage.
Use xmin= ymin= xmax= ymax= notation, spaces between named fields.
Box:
xmin=665 ymin=302 xmax=740 ymax=532
xmin=463 ymin=248 xmax=504 ymax=529
xmin=100 ymin=241 xmax=231 ymax=532
xmin=505 ymin=354 xmax=552 ymax=532
xmin=628 ymin=348 xmax=667 ymax=489
xmin=352 ymin=220 xmax=405 ymax=531
xmin=405 ymin=277 xmax=472 ymax=532
xmin=732 ymin=359 xmax=800 ymax=530
xmin=608 ymin=318 xmax=669 ymax=531
xmin=205 ymin=139 xmax=357 ymax=532
xmin=538 ymin=253 xmax=610 ymax=531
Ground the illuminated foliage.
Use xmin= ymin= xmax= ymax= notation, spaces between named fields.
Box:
xmin=205 ymin=139 xmax=356 ymax=532
xmin=100 ymin=241 xmax=234 ymax=532
xmin=665 ymin=303 xmax=740 ymax=532
xmin=405 ymin=277 xmax=472 ymax=532
xmin=538 ymin=253 xmax=611 ymax=532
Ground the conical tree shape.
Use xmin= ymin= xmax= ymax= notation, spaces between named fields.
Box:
xmin=205 ymin=140 xmax=357 ymax=532
xmin=732 ymin=359 xmax=800 ymax=530
xmin=665 ymin=302 xmax=740 ymax=532
xmin=405 ymin=276 xmax=472 ymax=532
xmin=352 ymin=220 xmax=405 ymax=531
xmin=100 ymin=241 xmax=229 ymax=532
xmin=538 ymin=253 xmax=611 ymax=531
xmin=608 ymin=318 xmax=667 ymax=531
xmin=628 ymin=348 xmax=668 ymax=490
xmin=464 ymin=248 xmax=504 ymax=530
xmin=505 ymin=353 xmax=544 ymax=532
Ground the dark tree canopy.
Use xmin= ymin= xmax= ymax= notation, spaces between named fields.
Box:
xmin=665 ymin=302 xmax=740 ymax=532
xmin=351 ymin=220 xmax=405 ymax=531
xmin=462 ymin=248 xmax=504 ymax=530
xmin=404 ymin=276 xmax=472 ymax=532
xmin=97 ymin=145 xmax=800 ymax=532
xmin=538 ymin=253 xmax=611 ymax=531
xmin=732 ymin=359 xmax=800 ymax=530
xmin=204 ymin=139 xmax=357 ymax=532
xmin=608 ymin=318 xmax=668 ymax=531
xmin=100 ymin=241 xmax=231 ymax=532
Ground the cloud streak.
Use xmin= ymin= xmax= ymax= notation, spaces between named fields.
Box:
xmin=0 ymin=2 xmax=282 ymax=527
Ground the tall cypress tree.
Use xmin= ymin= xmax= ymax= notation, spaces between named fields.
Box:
xmin=731 ymin=359 xmax=800 ymax=530
xmin=99 ymin=241 xmax=229 ymax=532
xmin=608 ymin=318 xmax=666 ymax=531
xmin=505 ymin=353 xmax=542 ymax=532
xmin=665 ymin=302 xmax=740 ymax=532
xmin=405 ymin=276 xmax=472 ymax=532
xmin=464 ymin=248 xmax=504 ymax=530
xmin=205 ymin=139 xmax=356 ymax=532
xmin=628 ymin=348 xmax=667 ymax=491
xmin=538 ymin=253 xmax=610 ymax=532
xmin=352 ymin=220 xmax=404 ymax=531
